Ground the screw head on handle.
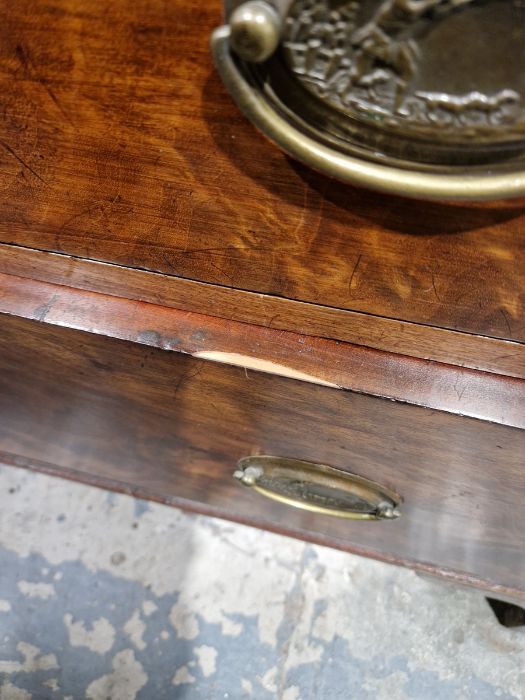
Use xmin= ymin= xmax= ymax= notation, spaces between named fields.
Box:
xmin=230 ymin=1 xmax=281 ymax=63
xmin=377 ymin=502 xmax=401 ymax=520
xmin=233 ymin=464 xmax=264 ymax=486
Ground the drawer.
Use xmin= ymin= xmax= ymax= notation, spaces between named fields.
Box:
xmin=0 ymin=313 xmax=523 ymax=601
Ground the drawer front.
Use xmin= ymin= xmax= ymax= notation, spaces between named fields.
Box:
xmin=0 ymin=313 xmax=524 ymax=598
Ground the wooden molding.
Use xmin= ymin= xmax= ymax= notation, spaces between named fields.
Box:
xmin=1 ymin=270 xmax=523 ymax=427
xmin=1 ymin=244 xmax=523 ymax=380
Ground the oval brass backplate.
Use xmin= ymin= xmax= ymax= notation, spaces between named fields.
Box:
xmin=234 ymin=456 xmax=402 ymax=520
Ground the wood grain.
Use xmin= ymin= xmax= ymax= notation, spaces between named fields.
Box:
xmin=1 ymin=313 xmax=524 ymax=600
xmin=0 ymin=0 xmax=523 ymax=341
xmin=1 ymin=271 xmax=523 ymax=427
xmin=1 ymin=244 xmax=523 ymax=379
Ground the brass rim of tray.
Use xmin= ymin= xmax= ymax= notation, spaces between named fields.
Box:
xmin=212 ymin=25 xmax=525 ymax=202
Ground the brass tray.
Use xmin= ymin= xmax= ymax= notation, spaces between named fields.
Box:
xmin=212 ymin=0 xmax=525 ymax=200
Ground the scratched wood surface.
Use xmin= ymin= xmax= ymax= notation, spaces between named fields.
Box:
xmin=2 ymin=271 xmax=523 ymax=426
xmin=1 ymin=313 xmax=524 ymax=599
xmin=0 ymin=0 xmax=523 ymax=343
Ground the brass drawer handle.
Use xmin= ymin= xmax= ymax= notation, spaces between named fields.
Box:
xmin=212 ymin=2 xmax=525 ymax=201
xmin=234 ymin=456 xmax=401 ymax=520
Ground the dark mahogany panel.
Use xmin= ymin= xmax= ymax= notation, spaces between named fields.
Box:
xmin=0 ymin=313 xmax=523 ymax=599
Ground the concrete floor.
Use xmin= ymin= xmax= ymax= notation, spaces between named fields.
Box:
xmin=0 ymin=463 xmax=524 ymax=700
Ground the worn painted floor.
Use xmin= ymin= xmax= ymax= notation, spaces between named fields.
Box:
xmin=0 ymin=463 xmax=524 ymax=700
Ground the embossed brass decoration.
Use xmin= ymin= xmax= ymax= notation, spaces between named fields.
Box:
xmin=282 ymin=0 xmax=524 ymax=141
xmin=233 ymin=456 xmax=402 ymax=520
xmin=213 ymin=1 xmax=525 ymax=200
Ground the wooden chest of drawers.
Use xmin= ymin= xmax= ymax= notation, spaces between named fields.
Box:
xmin=0 ymin=0 xmax=523 ymax=601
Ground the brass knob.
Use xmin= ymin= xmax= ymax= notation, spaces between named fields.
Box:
xmin=230 ymin=1 xmax=281 ymax=63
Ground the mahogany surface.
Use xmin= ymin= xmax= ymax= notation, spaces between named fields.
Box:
xmin=0 ymin=0 xmax=523 ymax=342
xmin=1 ymin=313 xmax=524 ymax=600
